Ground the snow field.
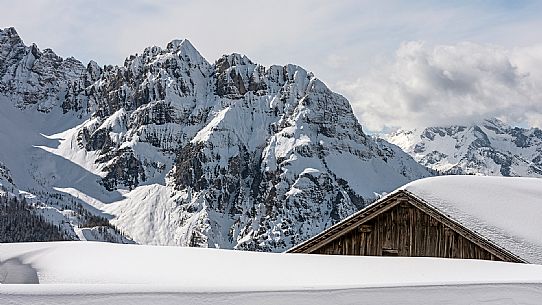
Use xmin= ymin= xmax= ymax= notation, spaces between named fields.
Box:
xmin=1 ymin=242 xmax=542 ymax=304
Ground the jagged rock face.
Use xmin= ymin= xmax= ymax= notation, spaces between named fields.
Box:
xmin=0 ymin=28 xmax=90 ymax=112
xmin=167 ymin=64 xmax=377 ymax=250
xmin=386 ymin=119 xmax=542 ymax=177
xmin=0 ymin=27 xmax=432 ymax=251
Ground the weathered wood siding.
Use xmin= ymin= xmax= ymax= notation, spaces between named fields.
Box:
xmin=311 ymin=202 xmax=500 ymax=261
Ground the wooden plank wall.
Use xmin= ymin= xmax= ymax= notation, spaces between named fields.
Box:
xmin=311 ymin=202 xmax=500 ymax=261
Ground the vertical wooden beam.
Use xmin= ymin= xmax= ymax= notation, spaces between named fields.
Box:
xmin=409 ymin=206 xmax=414 ymax=256
xmin=359 ymin=232 xmax=367 ymax=255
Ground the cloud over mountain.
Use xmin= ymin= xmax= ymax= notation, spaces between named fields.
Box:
xmin=340 ymin=41 xmax=542 ymax=131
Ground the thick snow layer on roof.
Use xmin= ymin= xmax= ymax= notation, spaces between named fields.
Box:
xmin=402 ymin=175 xmax=542 ymax=264
xmin=1 ymin=242 xmax=542 ymax=304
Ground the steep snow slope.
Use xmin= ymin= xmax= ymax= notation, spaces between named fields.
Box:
xmin=386 ymin=118 xmax=542 ymax=177
xmin=0 ymin=95 xmax=129 ymax=243
xmin=0 ymin=27 xmax=432 ymax=251
xmin=1 ymin=242 xmax=542 ymax=305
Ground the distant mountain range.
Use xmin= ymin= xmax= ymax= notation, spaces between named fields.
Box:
xmin=385 ymin=118 xmax=542 ymax=177
xmin=0 ymin=27 xmax=432 ymax=251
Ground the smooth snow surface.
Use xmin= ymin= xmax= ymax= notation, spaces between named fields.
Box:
xmin=403 ymin=175 xmax=542 ymax=264
xmin=1 ymin=242 xmax=542 ymax=304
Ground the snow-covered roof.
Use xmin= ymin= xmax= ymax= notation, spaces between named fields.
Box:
xmin=402 ymin=175 xmax=542 ymax=264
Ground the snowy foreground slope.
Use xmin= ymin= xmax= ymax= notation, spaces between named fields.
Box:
xmin=386 ymin=118 xmax=542 ymax=177
xmin=0 ymin=26 xmax=432 ymax=251
xmin=1 ymin=242 xmax=542 ymax=305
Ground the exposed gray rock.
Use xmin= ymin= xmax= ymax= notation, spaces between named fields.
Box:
xmin=386 ymin=118 xmax=542 ymax=177
xmin=0 ymin=27 xmax=433 ymax=251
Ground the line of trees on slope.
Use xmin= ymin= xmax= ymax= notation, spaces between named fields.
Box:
xmin=0 ymin=194 xmax=69 ymax=243
xmin=51 ymin=192 xmax=131 ymax=243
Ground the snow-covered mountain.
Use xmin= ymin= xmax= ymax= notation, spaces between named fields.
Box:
xmin=0 ymin=27 xmax=432 ymax=251
xmin=385 ymin=118 xmax=542 ymax=177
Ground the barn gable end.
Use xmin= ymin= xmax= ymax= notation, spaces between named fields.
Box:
xmin=288 ymin=190 xmax=525 ymax=263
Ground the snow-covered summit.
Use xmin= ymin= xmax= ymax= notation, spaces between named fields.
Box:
xmin=164 ymin=38 xmax=207 ymax=65
xmin=385 ymin=118 xmax=542 ymax=177
xmin=0 ymin=27 xmax=432 ymax=251
xmin=0 ymin=27 xmax=87 ymax=112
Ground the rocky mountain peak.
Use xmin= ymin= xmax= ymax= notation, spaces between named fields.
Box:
xmin=0 ymin=27 xmax=433 ymax=251
xmin=0 ymin=29 xmax=86 ymax=112
xmin=169 ymin=39 xmax=208 ymax=67
xmin=0 ymin=27 xmax=23 ymax=45
xmin=85 ymin=60 xmax=102 ymax=82
xmin=0 ymin=28 xmax=25 ymax=77
xmin=216 ymin=53 xmax=254 ymax=71
xmin=479 ymin=118 xmax=509 ymax=133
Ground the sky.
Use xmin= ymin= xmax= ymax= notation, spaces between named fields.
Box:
xmin=1 ymin=0 xmax=542 ymax=132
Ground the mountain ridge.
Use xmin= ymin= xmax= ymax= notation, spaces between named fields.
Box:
xmin=0 ymin=27 xmax=432 ymax=251
xmin=385 ymin=118 xmax=542 ymax=177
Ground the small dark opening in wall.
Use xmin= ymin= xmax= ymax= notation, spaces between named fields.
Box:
xmin=382 ymin=248 xmax=399 ymax=256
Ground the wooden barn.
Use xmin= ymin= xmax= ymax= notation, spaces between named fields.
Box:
xmin=287 ymin=176 xmax=542 ymax=264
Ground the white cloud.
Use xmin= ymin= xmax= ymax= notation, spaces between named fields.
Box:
xmin=2 ymin=1 xmax=542 ymax=131
xmin=339 ymin=41 xmax=542 ymax=131
xmin=2 ymin=1 xmax=542 ymax=87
